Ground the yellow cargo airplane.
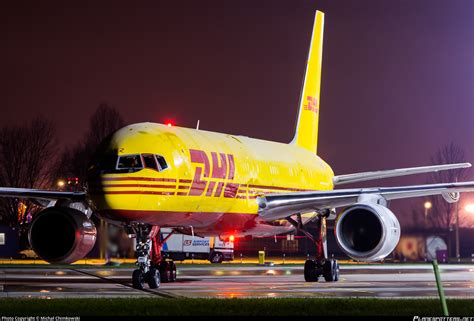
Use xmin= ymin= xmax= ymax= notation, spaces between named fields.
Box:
xmin=1 ymin=11 xmax=473 ymax=289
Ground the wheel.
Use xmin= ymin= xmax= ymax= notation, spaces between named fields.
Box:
xmin=323 ymin=259 xmax=339 ymax=282
xmin=333 ymin=260 xmax=340 ymax=282
xmin=147 ymin=267 xmax=161 ymax=289
xmin=159 ymin=261 xmax=171 ymax=283
xmin=132 ymin=269 xmax=145 ymax=289
xmin=169 ymin=261 xmax=177 ymax=282
xmin=304 ymin=259 xmax=318 ymax=282
xmin=210 ymin=252 xmax=223 ymax=264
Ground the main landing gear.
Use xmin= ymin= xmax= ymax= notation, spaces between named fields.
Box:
xmin=288 ymin=213 xmax=340 ymax=283
xmin=131 ymin=224 xmax=177 ymax=289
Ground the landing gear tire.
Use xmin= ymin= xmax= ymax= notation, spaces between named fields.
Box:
xmin=169 ymin=261 xmax=177 ymax=282
xmin=333 ymin=260 xmax=340 ymax=281
xmin=304 ymin=259 xmax=319 ymax=282
xmin=146 ymin=267 xmax=161 ymax=289
xmin=323 ymin=259 xmax=339 ymax=282
xmin=159 ymin=261 xmax=177 ymax=283
xmin=210 ymin=252 xmax=223 ymax=264
xmin=132 ymin=269 xmax=145 ymax=290
xmin=159 ymin=261 xmax=171 ymax=283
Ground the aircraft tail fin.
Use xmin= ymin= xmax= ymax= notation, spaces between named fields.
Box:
xmin=291 ymin=11 xmax=324 ymax=154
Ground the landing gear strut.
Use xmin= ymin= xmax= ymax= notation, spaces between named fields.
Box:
xmin=131 ymin=224 xmax=177 ymax=289
xmin=288 ymin=213 xmax=339 ymax=283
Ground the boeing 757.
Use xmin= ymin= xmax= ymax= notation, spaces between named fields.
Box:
xmin=0 ymin=11 xmax=472 ymax=289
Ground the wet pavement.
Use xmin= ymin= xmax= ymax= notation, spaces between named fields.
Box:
xmin=0 ymin=264 xmax=473 ymax=298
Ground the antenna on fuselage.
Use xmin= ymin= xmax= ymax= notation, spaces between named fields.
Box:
xmin=196 ymin=119 xmax=200 ymax=130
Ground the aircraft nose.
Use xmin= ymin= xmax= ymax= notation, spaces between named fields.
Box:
xmin=87 ymin=174 xmax=142 ymax=217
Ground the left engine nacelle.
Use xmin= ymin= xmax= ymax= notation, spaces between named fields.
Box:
xmin=335 ymin=203 xmax=401 ymax=262
xmin=29 ymin=207 xmax=97 ymax=264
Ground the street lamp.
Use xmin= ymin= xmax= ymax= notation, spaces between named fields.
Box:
xmin=424 ymin=201 xmax=432 ymax=229
xmin=57 ymin=180 xmax=65 ymax=188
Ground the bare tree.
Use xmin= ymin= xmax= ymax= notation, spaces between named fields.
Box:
xmin=84 ymin=103 xmax=125 ymax=149
xmin=0 ymin=117 xmax=57 ymax=227
xmin=56 ymin=103 xmax=125 ymax=186
xmin=427 ymin=143 xmax=468 ymax=230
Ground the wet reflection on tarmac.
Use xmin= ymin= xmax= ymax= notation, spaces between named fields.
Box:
xmin=0 ymin=264 xmax=473 ymax=298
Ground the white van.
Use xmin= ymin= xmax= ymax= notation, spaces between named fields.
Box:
xmin=161 ymin=228 xmax=234 ymax=263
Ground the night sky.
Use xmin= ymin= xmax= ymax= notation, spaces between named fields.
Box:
xmin=2 ymin=0 xmax=473 ymax=226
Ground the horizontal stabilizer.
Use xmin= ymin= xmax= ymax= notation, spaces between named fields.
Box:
xmin=333 ymin=163 xmax=471 ymax=186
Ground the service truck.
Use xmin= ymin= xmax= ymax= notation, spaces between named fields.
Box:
xmin=161 ymin=228 xmax=234 ymax=263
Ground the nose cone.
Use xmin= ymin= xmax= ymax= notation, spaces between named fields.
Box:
xmin=86 ymin=123 xmax=175 ymax=222
xmin=86 ymin=125 xmax=153 ymax=217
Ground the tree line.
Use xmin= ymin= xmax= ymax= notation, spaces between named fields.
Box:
xmin=0 ymin=103 xmax=125 ymax=230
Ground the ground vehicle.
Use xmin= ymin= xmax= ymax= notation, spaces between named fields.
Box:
xmin=161 ymin=228 xmax=233 ymax=263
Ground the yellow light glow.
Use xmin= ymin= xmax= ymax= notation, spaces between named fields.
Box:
xmin=57 ymin=180 xmax=65 ymax=187
xmin=424 ymin=201 xmax=432 ymax=209
xmin=465 ymin=204 xmax=474 ymax=213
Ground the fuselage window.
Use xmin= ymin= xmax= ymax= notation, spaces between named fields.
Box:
xmin=116 ymin=155 xmax=143 ymax=170
xmin=156 ymin=155 xmax=168 ymax=171
xmin=142 ymin=154 xmax=158 ymax=170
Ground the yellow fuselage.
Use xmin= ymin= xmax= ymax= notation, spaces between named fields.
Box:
xmin=88 ymin=122 xmax=334 ymax=237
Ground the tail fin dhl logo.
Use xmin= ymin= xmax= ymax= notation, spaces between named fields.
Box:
xmin=188 ymin=149 xmax=238 ymax=198
xmin=303 ymin=96 xmax=318 ymax=113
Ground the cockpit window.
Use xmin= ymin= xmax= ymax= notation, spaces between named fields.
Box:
xmin=156 ymin=155 xmax=168 ymax=170
xmin=142 ymin=154 xmax=158 ymax=170
xmin=116 ymin=155 xmax=143 ymax=170
xmin=91 ymin=153 xmax=168 ymax=174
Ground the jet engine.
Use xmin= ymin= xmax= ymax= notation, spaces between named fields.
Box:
xmin=335 ymin=203 xmax=400 ymax=262
xmin=28 ymin=207 xmax=97 ymax=264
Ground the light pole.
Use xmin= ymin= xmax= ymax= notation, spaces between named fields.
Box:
xmin=424 ymin=201 xmax=432 ymax=229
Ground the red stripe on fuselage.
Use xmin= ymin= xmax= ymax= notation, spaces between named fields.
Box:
xmin=90 ymin=191 xmax=175 ymax=195
xmin=91 ymin=177 xmax=312 ymax=194
xmin=248 ymin=184 xmax=309 ymax=192
xmin=96 ymin=177 xmax=177 ymax=182
xmin=91 ymin=184 xmax=176 ymax=189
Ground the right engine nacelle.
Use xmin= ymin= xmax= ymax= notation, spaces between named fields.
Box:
xmin=335 ymin=203 xmax=401 ymax=262
xmin=28 ymin=207 xmax=97 ymax=264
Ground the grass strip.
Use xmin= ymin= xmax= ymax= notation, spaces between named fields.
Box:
xmin=0 ymin=298 xmax=471 ymax=316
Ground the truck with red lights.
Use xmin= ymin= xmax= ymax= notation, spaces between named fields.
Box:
xmin=161 ymin=228 xmax=234 ymax=263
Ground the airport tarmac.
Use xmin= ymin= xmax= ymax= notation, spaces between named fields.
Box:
xmin=0 ymin=264 xmax=473 ymax=299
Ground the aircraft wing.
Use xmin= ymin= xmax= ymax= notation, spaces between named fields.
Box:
xmin=0 ymin=187 xmax=86 ymax=202
xmin=257 ymin=181 xmax=474 ymax=222
xmin=332 ymin=163 xmax=471 ymax=185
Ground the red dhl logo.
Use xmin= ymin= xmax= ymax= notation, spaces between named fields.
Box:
xmin=188 ymin=149 xmax=238 ymax=198
xmin=303 ymin=95 xmax=318 ymax=113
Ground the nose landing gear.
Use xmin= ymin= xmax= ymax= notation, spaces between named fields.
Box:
xmin=130 ymin=224 xmax=177 ymax=289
